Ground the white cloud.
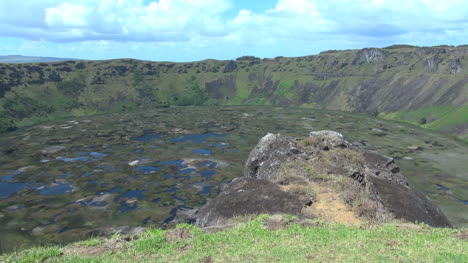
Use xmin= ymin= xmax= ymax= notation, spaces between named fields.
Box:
xmin=0 ymin=0 xmax=467 ymax=60
xmin=0 ymin=0 xmax=231 ymax=42
xmin=45 ymin=3 xmax=91 ymax=27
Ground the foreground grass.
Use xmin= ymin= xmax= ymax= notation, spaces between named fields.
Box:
xmin=1 ymin=216 xmax=467 ymax=263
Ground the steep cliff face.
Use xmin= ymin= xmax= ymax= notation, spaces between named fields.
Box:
xmin=0 ymin=45 xmax=467 ymax=136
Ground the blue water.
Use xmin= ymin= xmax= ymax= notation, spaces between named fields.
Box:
xmin=436 ymin=184 xmax=449 ymax=191
xmin=59 ymin=156 xmax=89 ymax=162
xmin=0 ymin=182 xmax=28 ymax=199
xmin=7 ymin=204 xmax=24 ymax=211
xmin=192 ymin=149 xmax=212 ymax=155
xmin=89 ymin=152 xmax=107 ymax=159
xmin=169 ymin=133 xmax=225 ymax=143
xmin=39 ymin=183 xmax=73 ymax=195
xmin=115 ymin=190 xmax=145 ymax=202
xmin=81 ymin=172 xmax=92 ymax=177
xmin=119 ymin=202 xmax=138 ymax=213
xmin=208 ymin=142 xmax=227 ymax=148
xmin=130 ymin=131 xmax=164 ymax=142
xmin=195 ymin=183 xmax=211 ymax=195
xmin=0 ymin=175 xmax=16 ymax=182
xmin=109 ymin=187 xmax=122 ymax=193
xmin=198 ymin=170 xmax=217 ymax=178
xmin=134 ymin=166 xmax=160 ymax=174
xmin=163 ymin=186 xmax=178 ymax=193
xmin=160 ymin=160 xmax=186 ymax=167
xmin=0 ymin=170 xmax=21 ymax=182
xmin=177 ymin=168 xmax=196 ymax=175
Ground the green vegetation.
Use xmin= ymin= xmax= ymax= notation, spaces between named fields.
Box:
xmin=383 ymin=44 xmax=419 ymax=49
xmin=0 ymin=45 xmax=466 ymax=138
xmin=1 ymin=216 xmax=466 ymax=262
xmin=380 ymin=105 xmax=468 ymax=140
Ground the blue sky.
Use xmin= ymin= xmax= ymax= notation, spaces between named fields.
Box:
xmin=0 ymin=0 xmax=467 ymax=62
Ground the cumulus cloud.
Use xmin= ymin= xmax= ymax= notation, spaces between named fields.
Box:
xmin=0 ymin=0 xmax=231 ymax=42
xmin=0 ymin=0 xmax=467 ymax=60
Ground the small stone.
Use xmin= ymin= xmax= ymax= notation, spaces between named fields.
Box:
xmin=165 ymin=228 xmax=192 ymax=242
xmin=41 ymin=146 xmax=65 ymax=154
xmin=128 ymin=160 xmax=139 ymax=166
xmin=264 ymin=214 xmax=290 ymax=230
xmin=18 ymin=166 xmax=37 ymax=172
xmin=407 ymin=146 xmax=421 ymax=150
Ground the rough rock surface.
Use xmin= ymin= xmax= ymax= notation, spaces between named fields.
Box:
xmin=353 ymin=48 xmax=385 ymax=64
xmin=196 ymin=131 xmax=452 ymax=228
xmin=195 ymin=177 xmax=305 ymax=227
xmin=243 ymin=133 xmax=304 ymax=182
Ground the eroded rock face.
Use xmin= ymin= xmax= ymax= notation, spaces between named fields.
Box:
xmin=197 ymin=131 xmax=452 ymax=228
xmin=353 ymin=48 xmax=385 ymax=64
xmin=195 ymin=177 xmax=304 ymax=227
xmin=243 ymin=133 xmax=304 ymax=182
xmin=448 ymin=58 xmax=463 ymax=73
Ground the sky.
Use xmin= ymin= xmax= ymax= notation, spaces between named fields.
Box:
xmin=0 ymin=0 xmax=467 ymax=62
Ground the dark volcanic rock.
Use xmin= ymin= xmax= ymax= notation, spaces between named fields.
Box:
xmin=367 ymin=176 xmax=451 ymax=227
xmin=223 ymin=60 xmax=237 ymax=73
xmin=243 ymin=133 xmax=304 ymax=182
xmin=195 ymin=177 xmax=304 ymax=227
xmin=202 ymin=131 xmax=452 ymax=228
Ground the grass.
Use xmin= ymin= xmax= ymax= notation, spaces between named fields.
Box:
xmin=1 ymin=216 xmax=466 ymax=262
xmin=380 ymin=105 xmax=468 ymax=138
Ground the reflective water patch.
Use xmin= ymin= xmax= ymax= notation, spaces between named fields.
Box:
xmin=57 ymin=156 xmax=89 ymax=162
xmin=130 ymin=131 xmax=164 ymax=142
xmin=133 ymin=166 xmax=160 ymax=174
xmin=169 ymin=133 xmax=225 ymax=143
xmin=192 ymin=149 xmax=212 ymax=155
xmin=0 ymin=183 xmax=28 ymax=199
xmin=39 ymin=182 xmax=73 ymax=195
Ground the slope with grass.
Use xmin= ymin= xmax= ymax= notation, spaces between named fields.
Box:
xmin=1 ymin=216 xmax=466 ymax=263
xmin=0 ymin=45 xmax=467 ymax=138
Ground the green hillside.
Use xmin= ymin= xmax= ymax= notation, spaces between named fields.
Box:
xmin=0 ymin=45 xmax=467 ymax=138
xmin=1 ymin=216 xmax=467 ymax=263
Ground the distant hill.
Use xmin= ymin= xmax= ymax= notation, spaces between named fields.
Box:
xmin=0 ymin=45 xmax=467 ymax=139
xmin=0 ymin=55 xmax=80 ymax=63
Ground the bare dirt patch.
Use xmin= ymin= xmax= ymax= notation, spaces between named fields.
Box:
xmin=308 ymin=182 xmax=364 ymax=225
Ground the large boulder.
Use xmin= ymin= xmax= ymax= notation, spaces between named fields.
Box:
xmin=195 ymin=177 xmax=305 ymax=227
xmin=239 ymin=131 xmax=452 ymax=227
xmin=243 ymin=133 xmax=304 ymax=182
